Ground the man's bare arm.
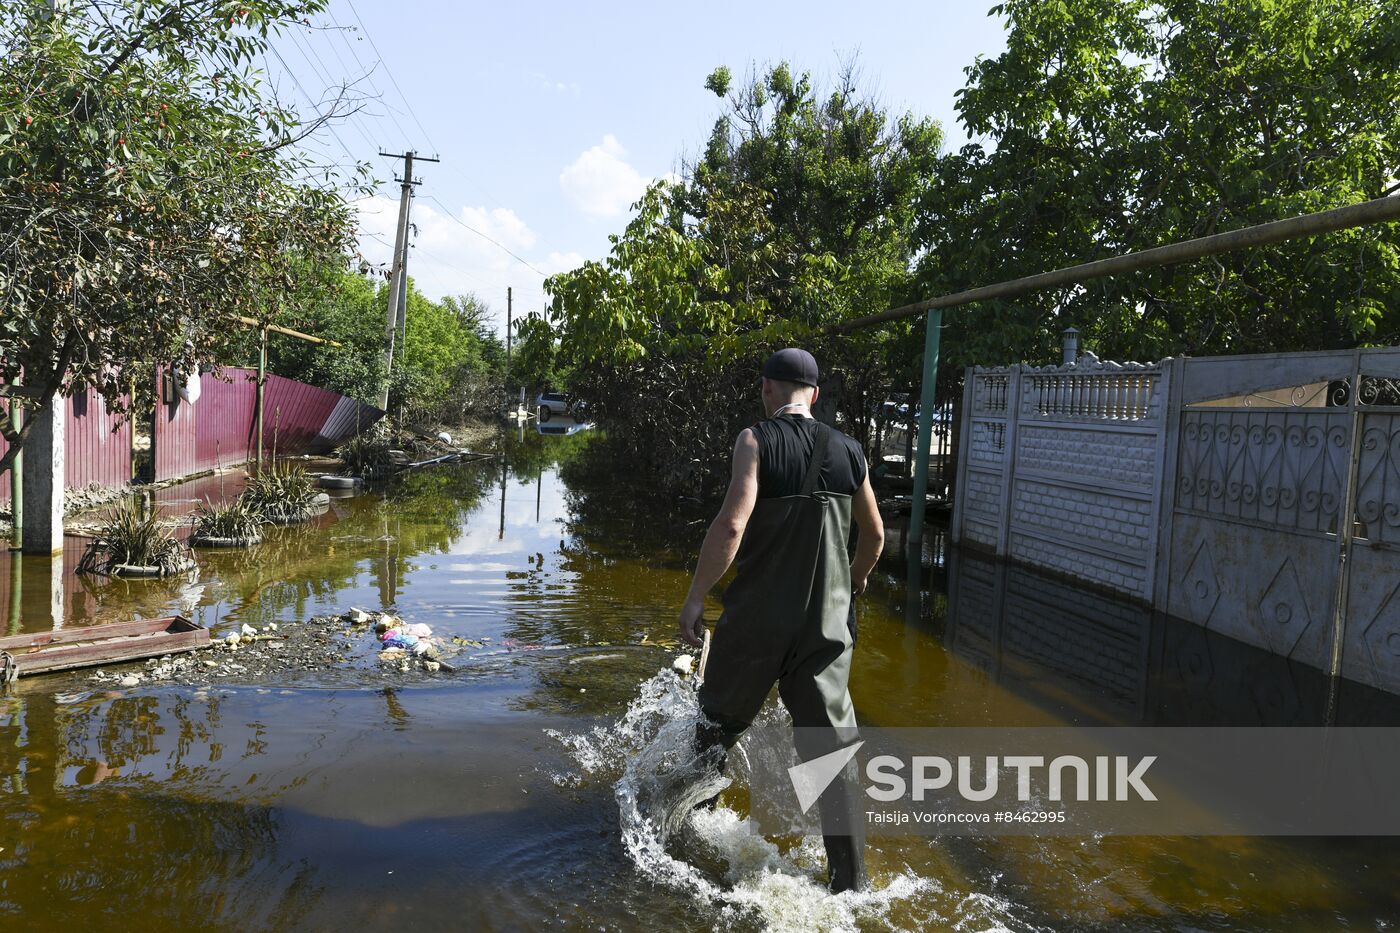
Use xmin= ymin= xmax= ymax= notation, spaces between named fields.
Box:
xmin=850 ymin=474 xmax=884 ymax=595
xmin=678 ymin=429 xmax=759 ymax=647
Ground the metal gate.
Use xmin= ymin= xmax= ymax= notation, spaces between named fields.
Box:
xmin=1162 ymin=349 xmax=1400 ymax=693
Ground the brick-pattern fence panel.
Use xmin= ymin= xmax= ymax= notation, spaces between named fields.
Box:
xmin=953 ymin=356 xmax=1171 ymax=602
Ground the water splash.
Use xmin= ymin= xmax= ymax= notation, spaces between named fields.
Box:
xmin=549 ymin=667 xmax=988 ymax=932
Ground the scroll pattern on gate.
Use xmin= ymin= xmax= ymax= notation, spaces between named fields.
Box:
xmin=1354 ymin=413 xmax=1400 ymax=544
xmin=1176 ymin=410 xmax=1349 ymax=535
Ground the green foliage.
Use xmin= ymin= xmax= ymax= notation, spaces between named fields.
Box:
xmin=192 ymin=498 xmax=262 ymax=540
xmin=0 ymin=0 xmax=367 ymax=477
xmin=391 ymin=283 xmax=506 ymax=422
xmin=79 ymin=499 xmax=187 ymax=574
xmin=546 ymin=62 xmax=942 ymax=497
xmin=919 ymin=0 xmax=1400 ymax=369
xmin=261 ymin=269 xmax=506 ymax=418
xmin=265 ymin=268 xmax=385 ymax=404
xmin=335 ymin=424 xmax=394 ymax=476
xmin=239 ymin=462 xmax=319 ymax=522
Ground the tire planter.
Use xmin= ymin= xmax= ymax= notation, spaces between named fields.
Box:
xmin=109 ymin=556 xmax=196 ymax=578
xmin=318 ymin=474 xmax=363 ymax=490
xmin=190 ymin=533 xmax=262 ymax=549
xmin=264 ymin=492 xmax=332 ymax=525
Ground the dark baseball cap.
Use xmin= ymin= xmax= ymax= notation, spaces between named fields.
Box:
xmin=761 ymin=348 xmax=819 ymax=387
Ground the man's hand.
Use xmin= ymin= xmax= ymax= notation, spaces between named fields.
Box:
xmin=678 ymin=597 xmax=706 ymax=648
xmin=852 ymin=575 xmax=869 ymax=596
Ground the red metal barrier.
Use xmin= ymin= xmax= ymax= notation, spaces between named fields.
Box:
xmin=0 ymin=387 xmax=132 ymax=505
xmin=66 ymin=385 xmax=133 ymax=491
xmin=194 ymin=369 xmax=256 ymax=472
xmin=153 ymin=367 xmax=381 ymax=482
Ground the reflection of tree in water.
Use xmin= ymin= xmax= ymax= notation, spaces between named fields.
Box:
xmin=0 ymin=691 xmax=322 ymax=930
xmin=557 ymin=432 xmax=709 ymax=567
xmin=211 ymin=461 xmax=500 ymax=625
xmin=500 ymin=427 xmax=593 ymax=483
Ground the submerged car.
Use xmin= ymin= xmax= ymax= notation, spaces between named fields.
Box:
xmin=535 ymin=391 xmax=588 ymax=423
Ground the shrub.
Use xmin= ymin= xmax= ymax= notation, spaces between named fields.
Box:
xmin=239 ymin=462 xmax=319 ymax=522
xmin=336 ymin=427 xmax=395 ymax=477
xmin=78 ymin=499 xmax=188 ymax=575
xmin=192 ymin=498 xmax=262 ymax=540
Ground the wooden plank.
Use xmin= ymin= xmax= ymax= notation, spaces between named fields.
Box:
xmin=0 ymin=616 xmax=208 ymax=677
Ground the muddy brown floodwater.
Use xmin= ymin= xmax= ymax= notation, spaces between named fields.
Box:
xmin=2 ymin=428 xmax=1399 ymax=931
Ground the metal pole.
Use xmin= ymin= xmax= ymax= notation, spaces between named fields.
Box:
xmin=7 ymin=549 xmax=19 ymax=635
xmin=8 ymin=378 xmax=22 ymax=551
xmin=830 ymin=193 xmax=1400 ymax=335
xmin=908 ymin=310 xmax=943 ymax=552
xmin=255 ymin=327 xmax=267 ymax=469
xmin=380 ymin=151 xmax=415 ymax=409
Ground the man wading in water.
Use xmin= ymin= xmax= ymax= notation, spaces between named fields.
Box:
xmin=678 ymin=347 xmax=884 ymax=893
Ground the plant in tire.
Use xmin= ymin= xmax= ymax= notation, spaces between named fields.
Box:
xmin=239 ymin=462 xmax=319 ymax=521
xmin=78 ymin=499 xmax=189 ymax=575
xmin=192 ymin=498 xmax=262 ymax=540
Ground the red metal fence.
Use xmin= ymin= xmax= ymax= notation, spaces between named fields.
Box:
xmin=154 ymin=367 xmax=381 ymax=482
xmin=1 ymin=386 xmax=133 ymax=506
xmin=0 ymin=370 xmax=377 ymax=504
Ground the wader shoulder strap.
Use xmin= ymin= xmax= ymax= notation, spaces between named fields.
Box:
xmin=800 ymin=422 xmax=832 ymax=497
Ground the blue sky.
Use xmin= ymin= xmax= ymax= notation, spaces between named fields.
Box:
xmin=269 ymin=1 xmax=1010 ymax=334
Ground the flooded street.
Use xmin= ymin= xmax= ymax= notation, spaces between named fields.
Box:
xmin=2 ymin=431 xmax=1399 ymax=932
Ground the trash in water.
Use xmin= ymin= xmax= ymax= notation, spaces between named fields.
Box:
xmin=672 ymin=654 xmax=694 ymax=676
xmin=380 ymin=631 xmax=419 ymax=649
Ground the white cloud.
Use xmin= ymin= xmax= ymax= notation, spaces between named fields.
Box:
xmin=543 ymin=250 xmax=587 ymax=275
xmin=355 ymin=195 xmax=552 ymax=333
xmin=528 ymin=71 xmax=581 ymax=97
xmin=558 ymin=134 xmax=652 ymax=218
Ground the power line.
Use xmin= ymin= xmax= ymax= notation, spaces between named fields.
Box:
xmin=329 ymin=22 xmax=415 ymax=145
xmin=343 ymin=0 xmax=440 ymax=155
xmin=265 ymin=44 xmax=358 ymax=164
xmin=424 ymin=194 xmax=549 ymax=278
xmin=284 ymin=26 xmax=382 ymax=155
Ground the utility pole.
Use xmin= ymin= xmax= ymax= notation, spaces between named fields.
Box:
xmin=378 ymin=150 xmax=439 ymax=410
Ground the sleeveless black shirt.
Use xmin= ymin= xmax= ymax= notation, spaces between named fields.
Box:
xmin=750 ymin=414 xmax=867 ymax=499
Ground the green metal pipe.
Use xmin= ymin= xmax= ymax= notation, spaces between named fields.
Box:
xmin=908 ymin=309 xmax=942 ymax=552
xmin=8 ymin=380 xmax=21 ymax=551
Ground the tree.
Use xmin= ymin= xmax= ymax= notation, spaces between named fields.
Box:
xmin=546 ymin=62 xmax=941 ymax=499
xmin=383 ymin=282 xmax=504 ymax=424
xmin=916 ymin=0 xmax=1400 ymax=370
xmin=0 ymin=0 xmax=366 ymax=477
xmin=264 ymin=267 xmax=384 ymax=405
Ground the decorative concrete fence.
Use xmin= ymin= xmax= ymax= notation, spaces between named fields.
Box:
xmin=952 ymin=346 xmax=1400 ymax=696
xmin=952 ymin=353 xmax=1171 ymax=602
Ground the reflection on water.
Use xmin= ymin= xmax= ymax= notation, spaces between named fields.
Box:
xmin=943 ymin=548 xmax=1400 ymax=728
xmin=0 ymin=429 xmax=1398 ymax=930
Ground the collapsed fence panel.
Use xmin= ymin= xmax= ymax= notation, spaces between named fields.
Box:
xmin=153 ymin=366 xmax=382 ymax=482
